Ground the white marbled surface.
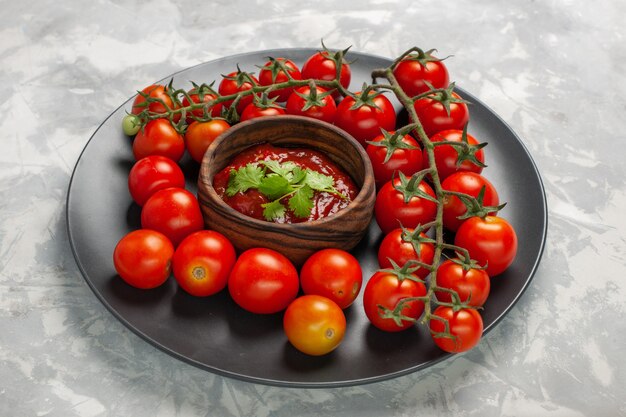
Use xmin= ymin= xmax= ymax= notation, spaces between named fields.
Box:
xmin=1 ymin=0 xmax=625 ymax=415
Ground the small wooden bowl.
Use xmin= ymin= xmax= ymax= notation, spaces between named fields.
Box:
xmin=197 ymin=115 xmax=376 ymax=266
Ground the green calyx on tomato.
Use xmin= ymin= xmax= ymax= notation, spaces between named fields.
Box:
xmin=347 ymin=83 xmax=385 ymax=111
xmin=393 ymin=171 xmax=439 ymax=205
xmin=258 ymin=57 xmax=299 ymax=83
xmin=402 ymin=47 xmax=449 ymax=68
xmin=400 ymin=224 xmax=436 ymax=257
xmin=421 ymin=82 xmax=469 ymax=116
xmin=366 ymin=129 xmax=421 ymax=164
xmin=444 ymin=185 xmax=506 ymax=220
xmin=221 ymin=65 xmax=258 ymax=88
xmin=374 ymin=259 xmax=427 ymax=327
xmin=379 ymin=257 xmax=426 ymax=284
xmin=452 ymin=124 xmax=488 ymax=169
xmin=249 ymin=91 xmax=283 ymax=110
xmin=295 ymin=81 xmax=335 ymax=111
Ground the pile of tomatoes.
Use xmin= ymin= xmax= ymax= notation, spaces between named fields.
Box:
xmin=114 ymin=46 xmax=518 ymax=357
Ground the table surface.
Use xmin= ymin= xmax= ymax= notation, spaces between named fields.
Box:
xmin=2 ymin=0 xmax=625 ymax=416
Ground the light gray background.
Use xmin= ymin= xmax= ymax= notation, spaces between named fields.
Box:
xmin=1 ymin=1 xmax=625 ymax=416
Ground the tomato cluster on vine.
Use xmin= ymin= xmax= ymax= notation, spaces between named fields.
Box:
xmin=114 ymin=44 xmax=519 ymax=357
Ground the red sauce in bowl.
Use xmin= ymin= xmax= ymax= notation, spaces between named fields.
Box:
xmin=213 ymin=143 xmax=359 ymax=223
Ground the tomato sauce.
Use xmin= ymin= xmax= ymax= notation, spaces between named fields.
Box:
xmin=213 ymin=143 xmax=359 ymax=223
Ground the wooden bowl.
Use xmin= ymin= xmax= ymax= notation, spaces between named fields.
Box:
xmin=197 ymin=115 xmax=376 ymax=266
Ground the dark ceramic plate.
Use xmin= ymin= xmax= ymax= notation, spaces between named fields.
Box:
xmin=67 ymin=48 xmax=547 ymax=388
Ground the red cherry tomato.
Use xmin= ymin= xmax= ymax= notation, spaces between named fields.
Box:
xmin=285 ymin=86 xmax=337 ymax=124
xmin=133 ymin=119 xmax=185 ymax=162
xmin=374 ymin=176 xmax=437 ymax=235
xmin=413 ymin=92 xmax=469 ymax=137
xmin=258 ymin=58 xmax=302 ymax=102
xmin=430 ymin=306 xmax=483 ymax=353
xmin=300 ymin=249 xmax=362 ymax=309
xmin=228 ymin=248 xmax=299 ymax=314
xmin=377 ymin=228 xmax=435 ymax=280
xmin=172 ymin=231 xmax=236 ymax=297
xmin=184 ymin=119 xmax=231 ymax=163
xmin=334 ymin=92 xmax=397 ymax=146
xmin=128 ymin=156 xmax=185 ymax=206
xmin=181 ymin=86 xmax=223 ymax=122
xmin=141 ymin=188 xmax=204 ymax=247
xmin=131 ymin=85 xmax=179 ymax=121
xmin=240 ymin=101 xmax=286 ymax=122
xmin=218 ymin=71 xmax=259 ymax=114
xmin=283 ymin=295 xmax=346 ymax=356
xmin=434 ymin=259 xmax=490 ymax=307
xmin=113 ymin=229 xmax=174 ymax=289
xmin=366 ymin=131 xmax=422 ymax=187
xmin=441 ymin=172 xmax=500 ymax=232
xmin=393 ymin=55 xmax=449 ymax=97
xmin=455 ymin=216 xmax=518 ymax=277
xmin=363 ymin=269 xmax=427 ymax=332
xmin=424 ymin=129 xmax=485 ymax=181
xmin=301 ymin=51 xmax=351 ymax=98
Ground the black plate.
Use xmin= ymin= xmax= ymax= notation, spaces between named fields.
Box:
xmin=67 ymin=48 xmax=547 ymax=388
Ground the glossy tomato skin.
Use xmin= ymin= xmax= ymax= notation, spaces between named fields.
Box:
xmin=334 ymin=93 xmax=396 ymax=147
xmin=218 ymin=71 xmax=259 ymax=114
xmin=113 ymin=229 xmax=174 ymax=289
xmin=363 ymin=270 xmax=427 ymax=332
xmin=283 ymin=295 xmax=346 ymax=356
xmin=133 ymin=119 xmax=185 ymax=162
xmin=141 ymin=188 xmax=204 ymax=247
xmin=300 ymin=249 xmax=362 ymax=309
xmin=285 ymin=86 xmax=337 ymax=123
xmin=172 ymin=231 xmax=236 ymax=297
xmin=393 ymin=58 xmax=449 ymax=97
xmin=434 ymin=260 xmax=490 ymax=307
xmin=184 ymin=119 xmax=230 ymax=163
xmin=258 ymin=58 xmax=302 ymax=102
xmin=441 ymin=172 xmax=499 ymax=232
xmin=455 ymin=216 xmax=518 ymax=277
xmin=181 ymin=88 xmax=223 ymax=122
xmin=301 ymin=51 xmax=351 ymax=98
xmin=240 ymin=102 xmax=286 ymax=122
xmin=128 ymin=156 xmax=185 ymax=206
xmin=132 ymin=85 xmax=179 ymax=120
xmin=374 ymin=177 xmax=437 ymax=235
xmin=377 ymin=229 xmax=435 ymax=279
xmin=366 ymin=132 xmax=422 ymax=187
xmin=228 ymin=248 xmax=299 ymax=314
xmin=424 ymin=129 xmax=485 ymax=180
xmin=430 ymin=306 xmax=483 ymax=353
xmin=413 ymin=92 xmax=469 ymax=137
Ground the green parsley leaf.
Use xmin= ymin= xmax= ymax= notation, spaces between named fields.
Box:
xmin=304 ymin=169 xmax=335 ymax=191
xmin=226 ymin=164 xmax=264 ymax=196
xmin=261 ymin=200 xmax=287 ymax=221
xmin=261 ymin=160 xmax=297 ymax=178
xmin=288 ymin=185 xmax=314 ymax=218
xmin=258 ymin=174 xmax=293 ymax=200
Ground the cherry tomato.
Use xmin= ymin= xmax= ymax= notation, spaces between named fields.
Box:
xmin=366 ymin=131 xmax=422 ymax=187
xmin=424 ymin=129 xmax=485 ymax=181
xmin=128 ymin=156 xmax=185 ymax=206
xmin=113 ymin=229 xmax=174 ymax=289
xmin=141 ymin=188 xmax=204 ymax=247
xmin=258 ymin=58 xmax=302 ymax=102
xmin=455 ymin=216 xmax=518 ymax=277
xmin=363 ymin=269 xmax=427 ymax=332
xmin=377 ymin=228 xmax=434 ymax=279
xmin=434 ymin=259 xmax=490 ymax=307
xmin=131 ymin=85 xmax=178 ymax=118
xmin=374 ymin=176 xmax=437 ymax=235
xmin=300 ymin=249 xmax=362 ymax=309
xmin=218 ymin=71 xmax=259 ymax=114
xmin=441 ymin=172 xmax=500 ymax=232
xmin=133 ymin=119 xmax=185 ymax=162
xmin=240 ymin=101 xmax=286 ymax=122
xmin=285 ymin=86 xmax=337 ymax=124
xmin=122 ymin=114 xmax=141 ymax=136
xmin=172 ymin=231 xmax=236 ymax=297
xmin=393 ymin=55 xmax=449 ymax=97
xmin=301 ymin=51 xmax=351 ymax=98
xmin=413 ymin=92 xmax=469 ymax=137
xmin=430 ymin=306 xmax=483 ymax=353
xmin=184 ymin=119 xmax=231 ymax=163
xmin=334 ymin=92 xmax=396 ymax=146
xmin=283 ymin=295 xmax=346 ymax=356
xmin=228 ymin=248 xmax=299 ymax=314
xmin=181 ymin=86 xmax=223 ymax=122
